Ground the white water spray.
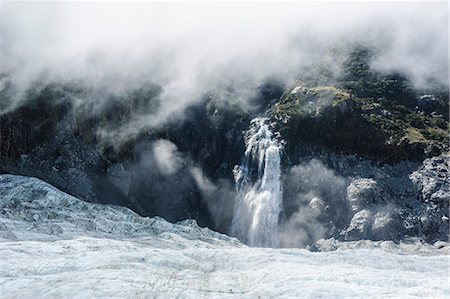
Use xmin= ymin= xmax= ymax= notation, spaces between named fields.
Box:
xmin=231 ymin=117 xmax=283 ymax=247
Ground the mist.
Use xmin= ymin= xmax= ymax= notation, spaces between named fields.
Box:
xmin=280 ymin=159 xmax=348 ymax=247
xmin=1 ymin=2 xmax=447 ymax=140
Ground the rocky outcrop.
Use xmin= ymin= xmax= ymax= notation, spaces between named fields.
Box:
xmin=346 ymin=178 xmax=381 ymax=213
xmin=410 ymin=156 xmax=450 ymax=205
xmin=271 ymin=83 xmax=449 ymax=161
xmin=344 ymin=209 xmax=374 ymax=240
xmin=0 ymin=84 xmax=256 ymax=231
xmin=0 ymin=48 xmax=448 ymax=245
xmin=271 ymin=48 xmax=449 ymax=161
xmin=371 ymin=209 xmax=401 ymax=240
xmin=0 ymin=85 xmax=73 ymax=159
xmin=281 ymin=145 xmax=449 ymax=245
xmin=408 ymin=156 xmax=450 ymax=240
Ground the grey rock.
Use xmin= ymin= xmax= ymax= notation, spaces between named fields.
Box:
xmin=309 ymin=197 xmax=325 ymax=211
xmin=430 ymin=190 xmax=449 ymax=203
xmin=286 ymin=149 xmax=450 ymax=244
xmin=62 ymin=168 xmax=95 ymax=200
xmin=344 ymin=209 xmax=373 ymax=240
xmin=54 ymin=156 xmax=64 ymax=165
xmin=347 ymin=178 xmax=380 ymax=213
xmin=314 ymin=237 xmax=338 ymax=251
xmin=0 ymin=229 xmax=17 ymax=240
xmin=0 ymin=223 xmax=18 ymax=240
xmin=410 ymin=156 xmax=450 ymax=205
xmin=371 ymin=209 xmax=400 ymax=240
xmin=107 ymin=163 xmax=131 ymax=196
xmin=36 ymin=224 xmax=64 ymax=235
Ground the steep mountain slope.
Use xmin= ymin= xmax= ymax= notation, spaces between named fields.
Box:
xmin=0 ymin=47 xmax=448 ymax=246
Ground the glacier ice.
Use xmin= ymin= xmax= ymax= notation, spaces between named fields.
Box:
xmin=0 ymin=174 xmax=449 ymax=298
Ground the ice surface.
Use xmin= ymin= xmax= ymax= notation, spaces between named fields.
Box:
xmin=1 ymin=174 xmax=449 ymax=298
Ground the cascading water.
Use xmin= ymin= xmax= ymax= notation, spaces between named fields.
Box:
xmin=230 ymin=117 xmax=283 ymax=247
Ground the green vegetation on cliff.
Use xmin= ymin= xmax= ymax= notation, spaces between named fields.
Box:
xmin=271 ymin=48 xmax=449 ymax=160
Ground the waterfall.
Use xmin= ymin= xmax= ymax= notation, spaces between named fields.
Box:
xmin=231 ymin=117 xmax=283 ymax=247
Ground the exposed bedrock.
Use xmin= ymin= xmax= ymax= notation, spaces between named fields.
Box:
xmin=0 ymin=49 xmax=448 ymax=245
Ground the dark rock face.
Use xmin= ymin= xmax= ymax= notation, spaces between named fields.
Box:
xmin=0 ymin=84 xmax=253 ymax=231
xmin=280 ymin=148 xmax=449 ymax=244
xmin=107 ymin=164 xmax=131 ymax=196
xmin=0 ymin=47 xmax=448 ymax=244
xmin=0 ymin=85 xmax=73 ymax=159
xmin=272 ymin=83 xmax=448 ymax=161
xmin=271 ymin=48 xmax=449 ymax=162
xmin=157 ymin=93 xmax=249 ymax=181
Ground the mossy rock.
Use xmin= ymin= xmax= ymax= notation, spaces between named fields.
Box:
xmin=404 ymin=128 xmax=427 ymax=144
xmin=272 ymin=84 xmax=352 ymax=119
xmin=272 ymin=83 xmax=449 ymax=161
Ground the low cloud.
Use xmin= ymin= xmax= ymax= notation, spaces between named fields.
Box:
xmin=190 ymin=166 xmax=236 ymax=232
xmin=190 ymin=166 xmax=217 ymax=196
xmin=279 ymin=159 xmax=348 ymax=247
xmin=1 ymin=2 xmax=447 ymax=130
xmin=279 ymin=200 xmax=327 ymax=248
xmin=152 ymin=140 xmax=183 ymax=176
xmin=126 ymin=139 xmax=235 ymax=230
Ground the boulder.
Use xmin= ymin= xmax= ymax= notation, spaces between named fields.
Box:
xmin=410 ymin=156 xmax=450 ymax=205
xmin=346 ymin=178 xmax=381 ymax=213
xmin=344 ymin=209 xmax=373 ymax=240
xmin=371 ymin=209 xmax=400 ymax=240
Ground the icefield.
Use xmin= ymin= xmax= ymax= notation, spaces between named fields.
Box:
xmin=0 ymin=174 xmax=449 ymax=298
